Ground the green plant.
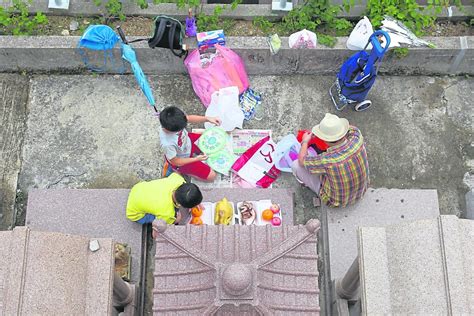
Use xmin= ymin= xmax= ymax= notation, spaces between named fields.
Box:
xmin=277 ymin=0 xmax=353 ymax=47
xmin=366 ymin=0 xmax=435 ymax=36
xmin=0 ymin=0 xmax=48 ymax=35
xmin=393 ymin=47 xmax=409 ymax=58
xmin=196 ymin=0 xmax=240 ymax=32
xmin=366 ymin=0 xmax=463 ymax=36
xmin=93 ymin=0 xmax=125 ymax=24
xmin=197 ymin=5 xmax=223 ymax=31
xmin=253 ymin=16 xmax=274 ymax=35
xmin=317 ymin=33 xmax=337 ymax=47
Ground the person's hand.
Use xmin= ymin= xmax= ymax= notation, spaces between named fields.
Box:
xmin=206 ymin=116 xmax=221 ymax=126
xmin=302 ymin=132 xmax=312 ymax=143
xmin=195 ymin=154 xmax=208 ymax=161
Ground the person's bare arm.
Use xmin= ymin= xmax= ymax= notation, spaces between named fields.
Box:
xmin=298 ymin=132 xmax=312 ymax=166
xmin=187 ymin=115 xmax=221 ymax=126
xmin=169 ymin=154 xmax=208 ymax=167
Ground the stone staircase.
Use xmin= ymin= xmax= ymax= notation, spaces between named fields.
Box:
xmin=322 ymin=188 xmax=442 ymax=315
xmin=358 ymin=215 xmax=474 ymax=314
xmin=325 ymin=188 xmax=440 ymax=280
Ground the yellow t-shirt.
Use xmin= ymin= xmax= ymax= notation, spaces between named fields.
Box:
xmin=126 ymin=173 xmax=186 ymax=224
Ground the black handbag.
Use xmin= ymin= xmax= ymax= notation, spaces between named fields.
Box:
xmin=148 ymin=16 xmax=187 ymax=58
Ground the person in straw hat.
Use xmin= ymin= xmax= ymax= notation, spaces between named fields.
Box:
xmin=292 ymin=113 xmax=369 ymax=207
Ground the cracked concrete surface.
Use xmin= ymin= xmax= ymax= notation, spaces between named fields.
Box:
xmin=11 ymin=74 xmax=473 ymax=227
xmin=0 ymin=74 xmax=29 ymax=229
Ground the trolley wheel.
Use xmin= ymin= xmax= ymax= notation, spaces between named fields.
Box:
xmin=354 ymin=100 xmax=372 ymax=112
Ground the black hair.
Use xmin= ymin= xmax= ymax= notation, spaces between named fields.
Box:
xmin=159 ymin=106 xmax=188 ymax=132
xmin=175 ymin=183 xmax=203 ymax=208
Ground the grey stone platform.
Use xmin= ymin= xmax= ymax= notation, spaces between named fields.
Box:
xmin=0 ymin=227 xmax=114 ymax=315
xmin=26 ymin=189 xmax=143 ymax=283
xmin=325 ymin=188 xmax=440 ymax=279
xmin=359 ymin=215 xmax=474 ymax=314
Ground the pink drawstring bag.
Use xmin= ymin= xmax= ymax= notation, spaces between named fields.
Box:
xmin=231 ymin=136 xmax=281 ymax=188
xmin=184 ymin=45 xmax=249 ymax=107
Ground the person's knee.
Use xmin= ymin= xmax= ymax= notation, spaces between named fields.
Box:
xmin=206 ymin=170 xmax=217 ymax=181
xmin=291 ymin=159 xmax=300 ymax=173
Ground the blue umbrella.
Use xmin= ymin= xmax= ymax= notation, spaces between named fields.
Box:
xmin=121 ymin=43 xmax=157 ymax=112
xmin=79 ymin=25 xmax=120 ymax=51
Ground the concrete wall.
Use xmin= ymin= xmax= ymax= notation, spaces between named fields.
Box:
xmin=0 ymin=35 xmax=472 ymax=75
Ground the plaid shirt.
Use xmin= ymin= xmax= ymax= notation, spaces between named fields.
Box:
xmin=304 ymin=126 xmax=369 ymax=207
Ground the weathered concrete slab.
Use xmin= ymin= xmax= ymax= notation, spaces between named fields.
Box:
xmin=19 ymin=75 xmax=163 ymax=191
xmin=16 ymin=75 xmax=473 ymax=227
xmin=0 ymin=74 xmax=29 ymax=230
xmin=0 ymin=36 xmax=473 ymax=75
xmin=327 ymin=188 xmax=440 ymax=279
xmin=359 ymin=216 xmax=474 ymax=314
xmin=467 ymin=189 xmax=474 ymax=219
xmin=25 ymin=189 xmax=143 ymax=283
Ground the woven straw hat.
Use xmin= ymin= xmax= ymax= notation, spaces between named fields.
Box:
xmin=311 ymin=113 xmax=349 ymax=142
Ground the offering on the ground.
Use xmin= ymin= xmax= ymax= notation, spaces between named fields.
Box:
xmin=191 ymin=205 xmax=203 ymax=217
xmin=214 ymin=198 xmax=233 ymax=225
xmin=190 ymin=205 xmax=204 ymax=225
xmin=262 ymin=209 xmax=274 ymax=221
xmin=114 ymin=243 xmax=131 ymax=281
xmin=271 ymin=217 xmax=282 ymax=226
xmin=191 ymin=217 xmax=203 ymax=225
xmin=238 ymin=201 xmax=256 ymax=225
xmin=270 ymin=203 xmax=280 ymax=214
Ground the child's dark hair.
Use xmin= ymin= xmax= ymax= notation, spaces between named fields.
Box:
xmin=159 ymin=106 xmax=188 ymax=132
xmin=175 ymin=183 xmax=203 ymax=208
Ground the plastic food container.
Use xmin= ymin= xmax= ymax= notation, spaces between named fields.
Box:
xmin=188 ymin=201 xmax=236 ymax=225
xmin=236 ymin=200 xmax=282 ymax=226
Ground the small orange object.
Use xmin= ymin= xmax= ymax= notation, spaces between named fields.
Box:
xmin=191 ymin=206 xmax=203 ymax=217
xmin=191 ymin=217 xmax=203 ymax=225
xmin=262 ymin=209 xmax=274 ymax=221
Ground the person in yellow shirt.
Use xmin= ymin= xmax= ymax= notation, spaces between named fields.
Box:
xmin=126 ymin=173 xmax=203 ymax=228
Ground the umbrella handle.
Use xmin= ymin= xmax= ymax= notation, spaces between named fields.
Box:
xmin=116 ymin=26 xmax=128 ymax=44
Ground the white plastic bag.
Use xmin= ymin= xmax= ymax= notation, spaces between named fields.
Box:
xmin=381 ymin=16 xmax=434 ymax=48
xmin=289 ymin=29 xmax=317 ymax=49
xmin=274 ymin=134 xmax=301 ymax=172
xmin=347 ymin=16 xmax=374 ymax=51
xmin=204 ymin=86 xmax=244 ymax=132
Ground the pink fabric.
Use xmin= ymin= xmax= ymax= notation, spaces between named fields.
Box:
xmin=184 ymin=45 xmax=249 ymax=107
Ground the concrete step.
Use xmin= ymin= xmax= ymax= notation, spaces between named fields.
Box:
xmin=0 ymin=227 xmax=114 ymax=315
xmin=358 ymin=215 xmax=474 ymax=314
xmin=325 ymin=188 xmax=440 ymax=280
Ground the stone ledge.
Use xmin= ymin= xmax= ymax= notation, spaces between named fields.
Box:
xmin=0 ymin=35 xmax=472 ymax=75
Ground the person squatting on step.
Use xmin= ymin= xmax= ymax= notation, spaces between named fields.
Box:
xmin=126 ymin=173 xmax=203 ymax=237
xmin=292 ymin=113 xmax=369 ymax=207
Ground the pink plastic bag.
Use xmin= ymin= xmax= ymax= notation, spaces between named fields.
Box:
xmin=184 ymin=45 xmax=249 ymax=107
xmin=231 ymin=136 xmax=281 ymax=188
